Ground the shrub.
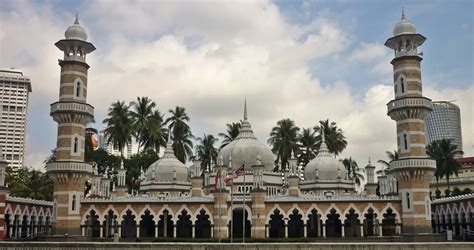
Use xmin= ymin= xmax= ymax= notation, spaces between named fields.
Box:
xmin=463 ymin=188 xmax=472 ymax=195
xmin=452 ymin=187 xmax=461 ymax=196
xmin=444 ymin=189 xmax=451 ymax=197
xmin=435 ymin=189 xmax=441 ymax=199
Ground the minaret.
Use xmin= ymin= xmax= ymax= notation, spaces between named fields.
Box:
xmin=385 ymin=10 xmax=436 ymax=234
xmin=46 ymin=13 xmax=95 ymax=236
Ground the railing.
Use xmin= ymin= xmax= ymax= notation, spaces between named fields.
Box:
xmin=50 ymin=101 xmax=94 ymax=116
xmin=389 ymin=158 xmax=436 ymax=170
xmin=460 ymin=228 xmax=474 ymax=241
xmin=46 ymin=161 xmax=93 ymax=173
xmin=387 ymin=97 xmax=432 ymax=113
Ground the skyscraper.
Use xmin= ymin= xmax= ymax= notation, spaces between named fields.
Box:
xmin=425 ymin=101 xmax=463 ymax=152
xmin=0 ymin=68 xmax=32 ymax=169
xmin=98 ymin=129 xmax=133 ymax=158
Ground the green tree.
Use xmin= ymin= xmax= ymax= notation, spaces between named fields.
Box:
xmin=165 ymin=106 xmax=194 ymax=163
xmin=340 ymin=157 xmax=364 ymax=186
xmin=314 ymin=119 xmax=347 ymax=156
xmin=124 ymin=149 xmax=159 ymax=192
xmin=86 ymin=148 xmax=121 ymax=174
xmin=426 ymin=139 xmax=463 ymax=191
xmin=141 ymin=110 xmax=168 ymax=154
xmin=376 ymin=150 xmax=399 ymax=175
xmin=218 ymin=122 xmax=241 ymax=149
xmin=195 ymin=134 xmax=219 ymax=171
xmin=297 ymin=128 xmax=319 ymax=167
xmin=103 ymin=100 xmax=134 ymax=158
xmin=8 ymin=167 xmax=54 ymax=201
xmin=268 ymin=119 xmax=300 ymax=172
xmin=130 ymin=97 xmax=156 ymax=154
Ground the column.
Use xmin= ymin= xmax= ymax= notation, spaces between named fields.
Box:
xmin=378 ymin=224 xmax=383 ymax=236
xmin=118 ymin=226 xmax=122 ymax=238
xmin=303 ymin=224 xmax=307 ymax=237
xmin=341 ymin=224 xmax=345 ymax=237
xmin=192 ymin=225 xmax=195 ymax=238
xmin=100 ymin=226 xmax=103 ymax=237
xmin=155 ymin=225 xmax=158 ymax=238
xmin=322 ymin=224 xmax=326 ymax=237
xmin=284 ymin=223 xmax=288 ymax=238
xmin=360 ymin=225 xmax=364 ymax=237
xmin=136 ymin=225 xmax=140 ymax=238
xmin=81 ymin=226 xmax=85 ymax=236
xmin=8 ymin=224 xmax=12 ymax=238
xmin=317 ymin=217 xmax=321 ymax=237
xmin=173 ymin=225 xmax=177 ymax=238
xmin=265 ymin=225 xmax=269 ymax=237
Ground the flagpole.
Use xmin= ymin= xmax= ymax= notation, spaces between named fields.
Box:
xmin=230 ymin=178 xmax=234 ymax=243
xmin=242 ymin=164 xmax=245 ymax=243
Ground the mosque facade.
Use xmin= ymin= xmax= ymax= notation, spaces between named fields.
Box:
xmin=0 ymin=11 xmax=472 ymax=241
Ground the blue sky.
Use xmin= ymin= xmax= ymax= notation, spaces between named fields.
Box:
xmin=1 ymin=0 xmax=473 ymax=170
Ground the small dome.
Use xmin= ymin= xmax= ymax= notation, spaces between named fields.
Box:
xmin=304 ymin=133 xmax=347 ymax=180
xmin=217 ymin=100 xmax=275 ymax=171
xmin=393 ymin=9 xmax=416 ymax=36
xmin=146 ymin=141 xmax=188 ymax=182
xmin=65 ymin=13 xmax=88 ymax=41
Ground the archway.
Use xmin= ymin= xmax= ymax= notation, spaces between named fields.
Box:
xmin=121 ymin=210 xmax=137 ymax=238
xmin=86 ymin=210 xmax=100 ymax=237
xmin=288 ymin=209 xmax=304 ymax=237
xmin=30 ymin=215 xmax=36 ymax=237
xmin=158 ymin=209 xmax=173 ymax=237
xmin=382 ymin=208 xmax=396 ymax=236
xmin=441 ymin=214 xmax=447 ymax=230
xmin=269 ymin=209 xmax=285 ymax=238
xmin=176 ymin=210 xmax=192 ymax=238
xmin=306 ymin=209 xmax=322 ymax=237
xmin=4 ymin=214 xmax=10 ymax=238
xmin=230 ymin=208 xmax=250 ymax=238
xmin=363 ymin=208 xmax=376 ymax=236
xmin=453 ymin=213 xmax=460 ymax=236
xmin=37 ymin=216 xmax=44 ymax=235
xmin=344 ymin=208 xmax=360 ymax=237
xmin=104 ymin=210 xmax=118 ymax=238
xmin=325 ymin=208 xmax=342 ymax=237
xmin=139 ymin=209 xmax=155 ymax=238
xmin=195 ymin=209 xmax=211 ymax=238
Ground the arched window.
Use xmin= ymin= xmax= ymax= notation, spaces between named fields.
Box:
xmin=401 ymin=78 xmax=405 ymax=93
xmin=72 ymin=195 xmax=76 ymax=211
xmin=403 ymin=134 xmax=408 ymax=150
xmin=76 ymin=82 xmax=81 ymax=97
xmin=73 ymin=137 xmax=78 ymax=153
xmin=406 ymin=192 xmax=411 ymax=209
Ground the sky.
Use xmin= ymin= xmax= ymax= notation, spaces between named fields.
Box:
xmin=0 ymin=0 xmax=473 ymax=172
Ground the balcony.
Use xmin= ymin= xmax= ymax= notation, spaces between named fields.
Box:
xmin=46 ymin=161 xmax=93 ymax=174
xmin=50 ymin=101 xmax=94 ymax=118
xmin=389 ymin=158 xmax=436 ymax=171
xmin=387 ymin=97 xmax=432 ymax=120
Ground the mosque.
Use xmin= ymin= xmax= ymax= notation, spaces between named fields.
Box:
xmin=0 ymin=11 xmax=472 ymax=241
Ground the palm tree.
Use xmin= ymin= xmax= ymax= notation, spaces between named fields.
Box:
xmin=195 ymin=134 xmax=219 ymax=171
xmin=427 ymin=139 xmax=463 ymax=191
xmin=218 ymin=122 xmax=241 ymax=149
xmin=9 ymin=167 xmax=54 ymax=201
xmin=142 ymin=110 xmax=168 ymax=154
xmin=130 ymin=97 xmax=156 ymax=154
xmin=165 ymin=106 xmax=194 ymax=163
xmin=314 ymin=119 xmax=347 ymax=156
xmin=268 ymin=119 xmax=300 ymax=172
xmin=341 ymin=157 xmax=364 ymax=186
xmin=376 ymin=150 xmax=399 ymax=175
xmin=103 ymin=100 xmax=133 ymax=157
xmin=297 ymin=128 xmax=318 ymax=167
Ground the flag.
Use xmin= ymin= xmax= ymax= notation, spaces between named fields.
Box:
xmin=214 ymin=169 xmax=221 ymax=192
xmin=224 ymin=164 xmax=245 ymax=183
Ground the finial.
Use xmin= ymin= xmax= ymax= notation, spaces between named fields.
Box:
xmin=321 ymin=129 xmax=326 ymax=143
xmin=75 ymin=11 xmax=80 ymax=24
xmin=401 ymin=7 xmax=405 ymax=20
xmin=244 ymin=97 xmax=248 ymax=121
xmin=368 ymin=157 xmax=371 ymax=164
xmin=120 ymin=159 xmax=124 ymax=169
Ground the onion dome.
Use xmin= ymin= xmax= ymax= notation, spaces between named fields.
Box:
xmin=146 ymin=140 xmax=188 ymax=182
xmin=304 ymin=130 xmax=347 ymax=180
xmin=217 ymin=100 xmax=275 ymax=171
xmin=65 ymin=12 xmax=88 ymax=41
xmin=393 ymin=8 xmax=416 ymax=36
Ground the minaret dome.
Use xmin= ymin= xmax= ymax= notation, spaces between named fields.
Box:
xmin=65 ymin=12 xmax=88 ymax=41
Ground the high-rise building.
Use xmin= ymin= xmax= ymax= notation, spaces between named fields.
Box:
xmin=425 ymin=101 xmax=463 ymax=152
xmin=98 ymin=129 xmax=133 ymax=158
xmin=0 ymin=68 xmax=32 ymax=169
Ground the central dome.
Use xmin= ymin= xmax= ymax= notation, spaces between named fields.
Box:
xmin=304 ymin=132 xmax=347 ymax=181
xmin=217 ymin=101 xmax=275 ymax=171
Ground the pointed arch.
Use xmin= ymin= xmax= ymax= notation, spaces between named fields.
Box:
xmin=266 ymin=204 xmax=284 ymax=224
xmin=342 ymin=203 xmax=362 ymax=218
xmin=380 ymin=204 xmax=401 ymax=223
xmin=119 ymin=205 xmax=138 ymax=224
xmin=287 ymin=204 xmax=306 ymax=221
xmin=103 ymin=205 xmax=120 ymax=221
xmin=175 ymin=205 xmax=192 ymax=223
xmin=227 ymin=203 xmax=252 ymax=223
xmin=157 ymin=205 xmax=174 ymax=224
xmin=322 ymin=204 xmax=343 ymax=221
xmin=361 ymin=204 xmax=381 ymax=220
xmin=305 ymin=204 xmax=323 ymax=219
xmin=137 ymin=204 xmax=154 ymax=218
xmin=82 ymin=205 xmax=101 ymax=224
xmin=193 ymin=205 xmax=214 ymax=224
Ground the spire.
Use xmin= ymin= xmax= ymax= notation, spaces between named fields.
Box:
xmin=321 ymin=129 xmax=326 ymax=143
xmin=75 ymin=11 xmax=80 ymax=24
xmin=401 ymin=7 xmax=405 ymax=20
xmin=244 ymin=97 xmax=248 ymax=121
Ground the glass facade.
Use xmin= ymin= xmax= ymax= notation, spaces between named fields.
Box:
xmin=425 ymin=101 xmax=463 ymax=152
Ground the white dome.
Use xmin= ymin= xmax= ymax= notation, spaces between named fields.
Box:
xmin=146 ymin=142 xmax=188 ymax=182
xmin=217 ymin=102 xmax=275 ymax=171
xmin=304 ymin=135 xmax=347 ymax=180
xmin=393 ymin=10 xmax=416 ymax=36
xmin=65 ymin=14 xmax=88 ymax=41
